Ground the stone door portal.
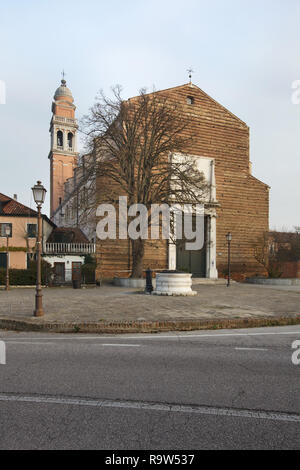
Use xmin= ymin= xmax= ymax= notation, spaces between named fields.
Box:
xmin=176 ymin=216 xmax=207 ymax=278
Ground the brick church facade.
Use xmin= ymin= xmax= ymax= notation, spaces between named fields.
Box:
xmin=50 ymin=80 xmax=269 ymax=281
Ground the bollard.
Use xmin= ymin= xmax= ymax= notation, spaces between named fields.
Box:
xmin=145 ymin=268 xmax=153 ymax=295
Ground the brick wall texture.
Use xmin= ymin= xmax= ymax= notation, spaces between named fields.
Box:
xmin=96 ymin=84 xmax=269 ymax=280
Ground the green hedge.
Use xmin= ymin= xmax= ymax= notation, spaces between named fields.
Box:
xmin=0 ymin=260 xmax=53 ymax=286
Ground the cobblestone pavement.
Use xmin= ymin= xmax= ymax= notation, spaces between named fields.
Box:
xmin=0 ymin=283 xmax=299 ymax=323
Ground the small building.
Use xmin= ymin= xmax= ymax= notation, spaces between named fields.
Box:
xmin=268 ymin=231 xmax=300 ymax=279
xmin=0 ymin=192 xmax=54 ymax=269
xmin=0 ymin=193 xmax=95 ymax=285
xmin=43 ymin=227 xmax=95 ymax=284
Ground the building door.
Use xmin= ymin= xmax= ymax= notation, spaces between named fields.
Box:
xmin=176 ymin=216 xmax=207 ymax=278
xmin=0 ymin=253 xmax=7 ymax=269
xmin=54 ymin=262 xmax=65 ymax=284
xmin=72 ymin=262 xmax=82 ymax=281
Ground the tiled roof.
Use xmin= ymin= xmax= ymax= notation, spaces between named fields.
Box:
xmin=0 ymin=193 xmax=38 ymax=217
xmin=0 ymin=193 xmax=11 ymax=203
xmin=47 ymin=227 xmax=89 ymax=243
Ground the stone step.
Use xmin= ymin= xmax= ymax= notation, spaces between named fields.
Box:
xmin=192 ymin=278 xmax=235 ymax=285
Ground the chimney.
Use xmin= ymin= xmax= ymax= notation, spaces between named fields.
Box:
xmin=13 ymin=194 xmax=17 ymax=201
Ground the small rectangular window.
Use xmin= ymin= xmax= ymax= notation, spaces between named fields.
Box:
xmin=0 ymin=253 xmax=7 ymax=268
xmin=27 ymin=224 xmax=37 ymax=238
xmin=186 ymin=96 xmax=194 ymax=105
xmin=0 ymin=223 xmax=12 ymax=237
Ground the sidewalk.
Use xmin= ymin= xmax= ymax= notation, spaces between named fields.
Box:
xmin=0 ymin=283 xmax=299 ymax=333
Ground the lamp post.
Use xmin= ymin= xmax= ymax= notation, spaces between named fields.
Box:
xmin=5 ymin=224 xmax=10 ymax=291
xmin=226 ymin=232 xmax=232 ymax=287
xmin=31 ymin=181 xmax=47 ymax=317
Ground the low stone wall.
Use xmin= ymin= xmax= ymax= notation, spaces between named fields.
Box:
xmin=113 ymin=277 xmax=146 ymax=288
xmin=246 ymin=278 xmax=300 ymax=286
xmin=1 ymin=316 xmax=299 ymax=334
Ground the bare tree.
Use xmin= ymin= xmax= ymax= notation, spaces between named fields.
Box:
xmin=254 ymin=232 xmax=282 ymax=278
xmin=80 ymin=86 xmax=209 ymax=278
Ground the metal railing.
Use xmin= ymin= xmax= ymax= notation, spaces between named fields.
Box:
xmin=44 ymin=242 xmax=96 ymax=254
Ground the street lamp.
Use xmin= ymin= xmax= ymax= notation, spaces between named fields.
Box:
xmin=31 ymin=181 xmax=47 ymax=317
xmin=226 ymin=232 xmax=232 ymax=287
xmin=5 ymin=224 xmax=10 ymax=291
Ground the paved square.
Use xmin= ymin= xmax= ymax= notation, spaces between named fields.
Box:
xmin=0 ymin=283 xmax=299 ymax=325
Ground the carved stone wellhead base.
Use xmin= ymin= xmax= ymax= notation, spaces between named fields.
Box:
xmin=153 ymin=272 xmax=197 ymax=296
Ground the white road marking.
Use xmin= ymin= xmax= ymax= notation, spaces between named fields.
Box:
xmin=235 ymin=348 xmax=268 ymax=351
xmin=1 ymin=331 xmax=300 ymax=342
xmin=0 ymin=393 xmax=299 ymax=423
xmin=0 ymin=341 xmax=5 ymax=365
xmin=102 ymin=344 xmax=140 ymax=347
xmin=4 ymin=341 xmax=140 ymax=347
xmin=0 ymin=342 xmax=274 ymax=351
xmin=106 ymin=331 xmax=300 ymax=340
xmin=5 ymin=341 xmax=55 ymax=345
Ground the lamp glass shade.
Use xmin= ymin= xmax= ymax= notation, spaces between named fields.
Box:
xmin=32 ymin=181 xmax=46 ymax=206
xmin=5 ymin=225 xmax=10 ymax=236
xmin=226 ymin=232 xmax=232 ymax=242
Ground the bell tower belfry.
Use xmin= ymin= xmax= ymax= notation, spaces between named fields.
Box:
xmin=49 ymin=77 xmax=78 ymax=218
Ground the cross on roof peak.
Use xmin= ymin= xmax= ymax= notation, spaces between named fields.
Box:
xmin=187 ymin=67 xmax=194 ymax=84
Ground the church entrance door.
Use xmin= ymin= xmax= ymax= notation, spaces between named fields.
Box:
xmin=176 ymin=216 xmax=207 ymax=278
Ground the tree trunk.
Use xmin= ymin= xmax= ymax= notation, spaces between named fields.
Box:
xmin=131 ymin=238 xmax=145 ymax=278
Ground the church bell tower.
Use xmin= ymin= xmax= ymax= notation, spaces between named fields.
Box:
xmin=49 ymin=77 xmax=78 ymax=218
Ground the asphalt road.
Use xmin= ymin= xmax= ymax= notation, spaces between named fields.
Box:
xmin=0 ymin=326 xmax=299 ymax=450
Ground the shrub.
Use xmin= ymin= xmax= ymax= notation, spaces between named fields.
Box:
xmin=0 ymin=260 xmax=53 ymax=286
xmin=81 ymin=256 xmax=96 ymax=284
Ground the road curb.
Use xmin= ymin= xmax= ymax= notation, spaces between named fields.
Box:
xmin=0 ymin=316 xmax=299 ymax=334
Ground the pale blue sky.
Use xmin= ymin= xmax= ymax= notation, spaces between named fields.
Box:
xmin=0 ymin=0 xmax=299 ymax=229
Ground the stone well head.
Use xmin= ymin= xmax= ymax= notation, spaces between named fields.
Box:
xmin=154 ymin=271 xmax=197 ymax=297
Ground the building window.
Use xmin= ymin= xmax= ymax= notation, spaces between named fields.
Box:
xmin=186 ymin=96 xmax=194 ymax=105
xmin=27 ymin=224 xmax=37 ymax=238
xmin=57 ymin=130 xmax=63 ymax=147
xmin=68 ymin=132 xmax=73 ymax=149
xmin=0 ymin=223 xmax=12 ymax=237
xmin=0 ymin=253 xmax=7 ymax=268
